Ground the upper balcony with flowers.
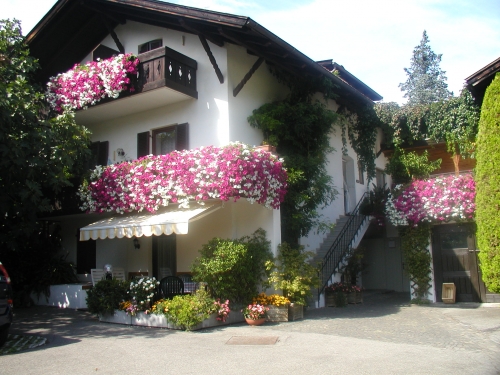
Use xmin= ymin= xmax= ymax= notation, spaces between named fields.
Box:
xmin=46 ymin=46 xmax=197 ymax=126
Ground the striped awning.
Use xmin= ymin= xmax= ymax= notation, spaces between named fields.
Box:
xmin=79 ymin=204 xmax=220 ymax=241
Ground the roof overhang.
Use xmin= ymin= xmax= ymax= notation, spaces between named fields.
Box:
xmin=464 ymin=56 xmax=500 ymax=103
xmin=79 ymin=203 xmax=221 ymax=240
xmin=26 ymin=0 xmax=381 ymax=107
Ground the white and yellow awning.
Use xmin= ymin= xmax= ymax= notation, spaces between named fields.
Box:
xmin=79 ymin=204 xmax=220 ymax=241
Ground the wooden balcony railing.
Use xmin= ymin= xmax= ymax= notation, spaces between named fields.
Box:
xmin=136 ymin=46 xmax=197 ymax=99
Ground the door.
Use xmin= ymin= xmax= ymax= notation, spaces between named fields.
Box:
xmin=152 ymin=234 xmax=177 ymax=280
xmin=432 ymin=224 xmax=485 ymax=302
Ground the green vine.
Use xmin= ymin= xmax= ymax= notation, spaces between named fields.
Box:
xmin=384 ymin=148 xmax=441 ymax=184
xmin=399 ymin=225 xmax=432 ymax=301
xmin=248 ymin=69 xmax=379 ymax=242
xmin=375 ymin=89 xmax=480 ymax=157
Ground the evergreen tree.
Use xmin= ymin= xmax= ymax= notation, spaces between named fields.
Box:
xmin=476 ymin=73 xmax=500 ymax=293
xmin=399 ymin=31 xmax=452 ymax=105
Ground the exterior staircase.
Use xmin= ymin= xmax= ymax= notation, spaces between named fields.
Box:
xmin=312 ymin=192 xmax=371 ymax=308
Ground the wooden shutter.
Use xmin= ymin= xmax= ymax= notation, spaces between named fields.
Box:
xmin=137 ymin=131 xmax=150 ymax=158
xmin=176 ymin=123 xmax=189 ymax=151
xmin=97 ymin=141 xmax=109 ymax=166
xmin=88 ymin=141 xmax=109 ymax=169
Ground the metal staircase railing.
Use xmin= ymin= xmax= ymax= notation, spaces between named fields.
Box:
xmin=317 ymin=192 xmax=369 ymax=304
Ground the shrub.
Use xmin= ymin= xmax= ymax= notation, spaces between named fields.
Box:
xmin=476 ymin=73 xmax=500 ymax=293
xmin=152 ymin=289 xmax=216 ymax=330
xmin=86 ymin=279 xmax=129 ymax=315
xmin=266 ymin=242 xmax=318 ymax=306
xmin=191 ymin=228 xmax=272 ymax=304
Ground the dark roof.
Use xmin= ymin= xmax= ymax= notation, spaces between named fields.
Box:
xmin=26 ymin=0 xmax=381 ymax=106
xmin=465 ymin=56 xmax=500 ymax=103
xmin=317 ymin=60 xmax=382 ymax=102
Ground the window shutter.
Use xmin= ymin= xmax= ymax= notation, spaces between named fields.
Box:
xmin=89 ymin=141 xmax=109 ymax=169
xmin=97 ymin=141 xmax=109 ymax=166
xmin=137 ymin=131 xmax=150 ymax=158
xmin=176 ymin=123 xmax=189 ymax=151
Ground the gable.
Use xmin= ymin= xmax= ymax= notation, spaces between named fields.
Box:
xmin=27 ymin=0 xmax=380 ymax=107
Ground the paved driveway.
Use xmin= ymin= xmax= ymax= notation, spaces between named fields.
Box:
xmin=2 ymin=291 xmax=500 ymax=375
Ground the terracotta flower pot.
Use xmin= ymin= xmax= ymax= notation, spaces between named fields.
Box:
xmin=245 ymin=317 xmax=266 ymax=326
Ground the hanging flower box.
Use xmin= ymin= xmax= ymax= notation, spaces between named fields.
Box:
xmin=79 ymin=142 xmax=287 ymax=213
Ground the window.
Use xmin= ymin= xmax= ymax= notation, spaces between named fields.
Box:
xmin=138 ymin=39 xmax=163 ymax=54
xmin=376 ymin=168 xmax=386 ymax=188
xmin=137 ymin=124 xmax=188 ymax=159
xmin=153 ymin=127 xmax=177 ymax=155
xmin=356 ymin=161 xmax=364 ymax=184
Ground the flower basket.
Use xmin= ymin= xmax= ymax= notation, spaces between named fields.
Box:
xmin=325 ymin=291 xmax=338 ymax=307
xmin=287 ymin=303 xmax=303 ymax=321
xmin=266 ymin=305 xmax=288 ymax=322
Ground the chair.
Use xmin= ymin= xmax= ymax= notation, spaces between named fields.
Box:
xmin=158 ymin=276 xmax=184 ymax=299
xmin=112 ymin=268 xmax=125 ymax=281
xmin=90 ymin=269 xmax=106 ymax=286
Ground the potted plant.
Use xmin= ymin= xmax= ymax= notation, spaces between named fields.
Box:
xmin=266 ymin=243 xmax=318 ymax=319
xmin=253 ymin=292 xmax=290 ymax=322
xmin=242 ymin=303 xmax=269 ymax=325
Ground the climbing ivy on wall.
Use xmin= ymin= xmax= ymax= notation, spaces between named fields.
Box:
xmin=375 ymin=89 xmax=479 ymax=156
xmin=248 ymin=69 xmax=379 ymax=243
xmin=399 ymin=225 xmax=432 ymax=301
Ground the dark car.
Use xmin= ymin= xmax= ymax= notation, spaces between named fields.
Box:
xmin=0 ymin=262 xmax=13 ymax=347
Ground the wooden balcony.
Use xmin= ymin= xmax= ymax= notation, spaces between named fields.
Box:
xmin=75 ymin=47 xmax=197 ymax=126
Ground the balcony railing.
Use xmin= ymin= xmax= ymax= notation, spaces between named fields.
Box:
xmin=74 ymin=47 xmax=198 ymax=125
xmin=137 ymin=46 xmax=197 ymax=99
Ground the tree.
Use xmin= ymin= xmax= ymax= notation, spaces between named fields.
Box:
xmin=0 ymin=19 xmax=91 ymax=251
xmin=399 ymin=31 xmax=452 ymax=105
xmin=476 ymin=73 xmax=500 ymax=293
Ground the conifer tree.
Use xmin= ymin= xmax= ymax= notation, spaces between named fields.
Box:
xmin=399 ymin=30 xmax=452 ymax=105
xmin=476 ymin=73 xmax=500 ymax=293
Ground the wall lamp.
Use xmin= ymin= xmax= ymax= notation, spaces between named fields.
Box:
xmin=133 ymin=237 xmax=141 ymax=250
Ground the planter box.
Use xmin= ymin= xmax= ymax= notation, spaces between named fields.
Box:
xmin=100 ymin=309 xmax=244 ymax=330
xmin=288 ymin=304 xmax=303 ymax=321
xmin=266 ymin=305 xmax=288 ymax=322
xmin=347 ymin=291 xmax=363 ymax=304
xmin=266 ymin=304 xmax=304 ymax=322
xmin=100 ymin=310 xmax=132 ymax=325
xmin=325 ymin=292 xmax=349 ymax=307
xmin=133 ymin=312 xmax=168 ymax=328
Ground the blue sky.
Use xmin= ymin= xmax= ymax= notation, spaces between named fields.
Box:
xmin=3 ymin=0 xmax=500 ymax=103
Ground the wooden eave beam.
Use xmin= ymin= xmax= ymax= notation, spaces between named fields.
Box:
xmin=198 ymin=35 xmax=224 ymax=84
xmin=233 ymin=57 xmax=264 ymax=97
xmin=99 ymin=14 xmax=125 ymax=53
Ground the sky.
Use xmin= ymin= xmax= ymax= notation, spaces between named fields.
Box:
xmin=3 ymin=0 xmax=500 ymax=103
